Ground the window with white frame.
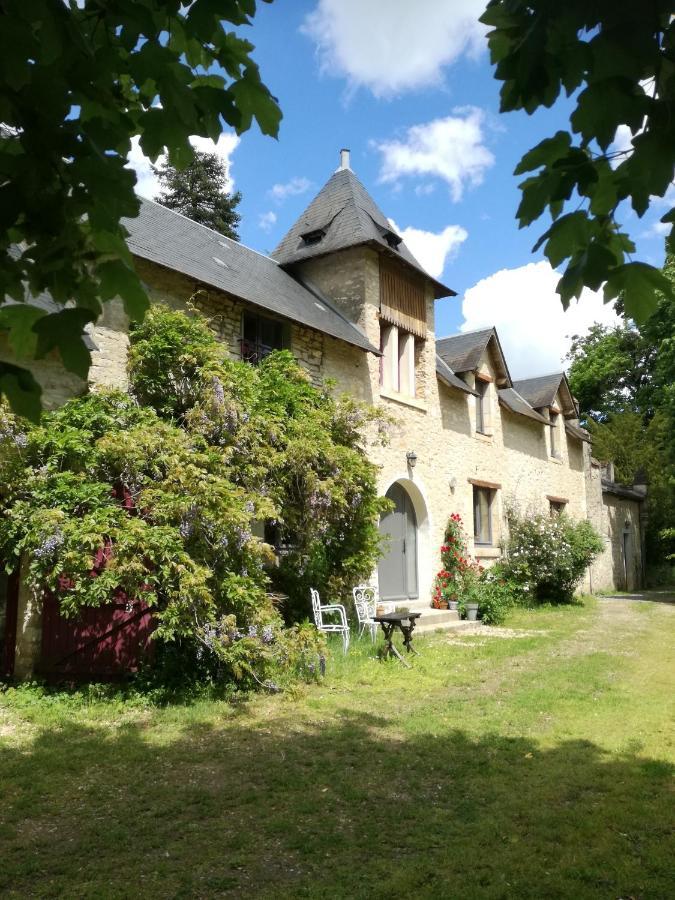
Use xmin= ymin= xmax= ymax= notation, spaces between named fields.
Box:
xmin=380 ymin=322 xmax=417 ymax=397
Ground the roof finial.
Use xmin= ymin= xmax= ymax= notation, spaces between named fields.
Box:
xmin=339 ymin=148 xmax=351 ymax=171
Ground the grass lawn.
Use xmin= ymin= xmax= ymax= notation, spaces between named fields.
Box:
xmin=1 ymin=596 xmax=674 ymax=899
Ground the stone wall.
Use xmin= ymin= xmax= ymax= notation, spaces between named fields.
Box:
xmin=313 ymin=246 xmax=592 ymax=602
xmin=3 ymin=248 xmax=638 ymax=678
xmin=585 ymin=458 xmax=645 ymax=592
xmin=13 ymin=558 xmax=42 ymax=680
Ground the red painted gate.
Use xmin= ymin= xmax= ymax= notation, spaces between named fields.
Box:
xmin=39 ymin=594 xmax=155 ymax=680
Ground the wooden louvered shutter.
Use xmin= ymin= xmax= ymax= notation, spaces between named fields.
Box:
xmin=379 ymin=259 xmax=427 ymax=339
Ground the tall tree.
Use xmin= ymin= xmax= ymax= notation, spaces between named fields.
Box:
xmin=566 ymin=323 xmax=657 ymax=422
xmin=482 ymin=0 xmax=675 ymax=324
xmin=0 ymin=0 xmax=281 ymax=419
xmin=156 ymin=151 xmax=242 ymax=240
xmin=567 ymin=251 xmax=675 ymax=565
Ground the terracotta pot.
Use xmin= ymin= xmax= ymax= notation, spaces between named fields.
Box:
xmin=437 ymin=600 xmax=449 ymax=610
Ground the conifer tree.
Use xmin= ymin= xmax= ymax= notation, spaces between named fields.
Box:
xmin=155 ymin=151 xmax=242 ymax=240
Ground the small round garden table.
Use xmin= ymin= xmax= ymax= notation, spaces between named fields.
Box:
xmin=373 ymin=612 xmax=422 ymax=667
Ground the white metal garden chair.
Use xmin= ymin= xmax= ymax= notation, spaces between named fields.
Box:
xmin=352 ymin=585 xmax=378 ymax=641
xmin=310 ymin=588 xmax=350 ymax=653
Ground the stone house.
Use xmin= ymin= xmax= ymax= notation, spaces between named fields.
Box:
xmin=0 ymin=151 xmax=646 ymax=675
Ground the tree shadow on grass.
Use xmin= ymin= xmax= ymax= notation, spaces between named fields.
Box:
xmin=0 ymin=710 xmax=672 ymax=899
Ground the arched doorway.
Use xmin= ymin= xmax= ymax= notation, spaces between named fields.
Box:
xmin=378 ymin=482 xmax=419 ymax=602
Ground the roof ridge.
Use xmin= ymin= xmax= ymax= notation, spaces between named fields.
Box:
xmin=437 ymin=326 xmax=495 ymax=341
xmin=514 ymin=371 xmax=565 ymax=383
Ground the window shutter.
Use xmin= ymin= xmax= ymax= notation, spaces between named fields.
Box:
xmin=379 ymin=260 xmax=427 ymax=338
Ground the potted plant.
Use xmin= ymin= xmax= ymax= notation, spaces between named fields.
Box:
xmin=457 ymin=563 xmax=483 ymax=621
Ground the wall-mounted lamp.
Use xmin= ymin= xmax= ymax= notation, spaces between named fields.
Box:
xmin=406 ymin=450 xmax=418 ymax=468
xmin=449 ymin=476 xmax=457 ymax=493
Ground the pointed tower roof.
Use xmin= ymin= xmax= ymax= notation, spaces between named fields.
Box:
xmin=272 ymin=151 xmax=455 ymax=299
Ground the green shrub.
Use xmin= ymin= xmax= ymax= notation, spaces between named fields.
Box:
xmin=502 ymin=511 xmax=603 ymax=603
xmin=128 ymin=305 xmax=390 ymax=623
xmin=477 ymin=563 xmax=524 ymax=625
xmin=0 ymin=306 xmax=387 ymax=688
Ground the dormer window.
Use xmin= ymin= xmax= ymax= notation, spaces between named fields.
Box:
xmin=301 ymin=228 xmax=325 ymax=246
xmin=384 ymin=229 xmax=402 ymax=249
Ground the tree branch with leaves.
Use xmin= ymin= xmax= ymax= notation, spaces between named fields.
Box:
xmin=0 ymin=0 xmax=281 ymax=418
xmin=482 ymin=0 xmax=675 ymax=324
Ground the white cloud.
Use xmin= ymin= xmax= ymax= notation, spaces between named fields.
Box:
xmin=269 ymin=176 xmax=313 ymax=203
xmin=127 ymin=132 xmax=240 ymax=200
xmin=388 ymin=219 xmax=467 ymax=279
xmin=414 ymin=183 xmax=436 ymax=197
xmin=375 ymin=109 xmax=495 ymax=201
xmin=258 ymin=211 xmax=277 ymax=232
xmin=460 ymin=262 xmax=621 ymax=379
xmin=301 ymin=0 xmax=487 ymax=97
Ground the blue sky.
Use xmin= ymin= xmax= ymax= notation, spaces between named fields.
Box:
xmin=130 ymin=0 xmax=669 ymax=378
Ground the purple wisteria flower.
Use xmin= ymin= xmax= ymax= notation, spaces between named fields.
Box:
xmin=261 ymin=625 xmax=275 ymax=644
xmin=34 ymin=533 xmax=64 ymax=559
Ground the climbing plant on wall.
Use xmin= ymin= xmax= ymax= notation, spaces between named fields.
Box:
xmin=0 ymin=306 xmax=389 ymax=683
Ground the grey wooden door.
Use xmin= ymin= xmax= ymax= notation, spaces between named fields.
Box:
xmin=378 ymin=483 xmax=418 ymax=602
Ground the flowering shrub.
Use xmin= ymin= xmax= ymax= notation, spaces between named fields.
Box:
xmin=502 ymin=510 xmax=603 ymax=602
xmin=0 ymin=305 xmax=388 ymax=687
xmin=432 ymin=514 xmax=470 ymax=607
xmin=128 ymin=306 xmax=390 ymax=622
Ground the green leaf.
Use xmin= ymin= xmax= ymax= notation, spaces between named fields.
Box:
xmin=515 ymin=131 xmax=571 ymax=175
xmin=0 ymin=305 xmax=46 ymax=358
xmin=33 ymin=310 xmax=96 ymax=379
xmin=603 ymin=263 xmax=673 ymax=324
xmin=588 ymin=162 xmax=618 ymax=216
xmin=0 ymin=362 xmax=42 ymax=422
xmin=230 ymin=67 xmax=282 ymax=137
xmin=97 ymin=260 xmax=150 ymax=321
xmin=571 ymin=79 xmax=646 ymax=149
xmin=533 ymin=212 xmax=591 ymax=268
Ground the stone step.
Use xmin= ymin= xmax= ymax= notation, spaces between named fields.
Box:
xmin=414 ymin=608 xmax=460 ymax=625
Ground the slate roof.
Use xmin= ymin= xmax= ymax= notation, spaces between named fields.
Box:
xmin=498 ymin=388 xmax=549 ymax=424
xmin=565 ymin=421 xmax=592 ymax=443
xmin=436 ymin=327 xmax=512 ymax=385
xmin=601 ymin=479 xmax=645 ymax=501
xmin=272 ymin=167 xmax=454 ymax=299
xmin=513 ymin=373 xmax=576 ymax=413
xmin=436 ymin=328 xmax=494 ymax=372
xmin=122 ymin=199 xmax=379 ymax=355
xmin=436 ymin=355 xmax=476 ymax=395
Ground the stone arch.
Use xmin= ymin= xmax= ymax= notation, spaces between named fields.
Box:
xmin=376 ymin=475 xmax=432 ymax=606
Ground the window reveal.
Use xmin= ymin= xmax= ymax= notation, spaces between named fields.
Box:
xmin=240 ymin=312 xmax=285 ymax=364
xmin=475 ymin=378 xmax=490 ymax=434
xmin=473 ymin=486 xmax=494 ymax=545
xmin=380 ymin=322 xmax=417 ymax=397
